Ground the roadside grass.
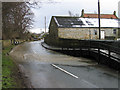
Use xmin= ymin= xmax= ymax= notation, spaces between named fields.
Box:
xmin=2 ymin=43 xmax=16 ymax=88
xmin=2 ymin=40 xmax=25 ymax=88
xmin=2 ymin=40 xmax=11 ymax=48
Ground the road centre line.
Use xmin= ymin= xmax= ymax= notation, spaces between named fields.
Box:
xmin=51 ymin=64 xmax=79 ymax=79
xmin=52 ymin=64 xmax=98 ymax=87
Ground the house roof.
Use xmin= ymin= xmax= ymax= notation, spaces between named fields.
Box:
xmin=53 ymin=16 xmax=119 ymax=28
xmin=83 ymin=14 xmax=118 ymax=19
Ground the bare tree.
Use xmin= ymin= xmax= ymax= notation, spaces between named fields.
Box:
xmin=2 ymin=2 xmax=34 ymax=41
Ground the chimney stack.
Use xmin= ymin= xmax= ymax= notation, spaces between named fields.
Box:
xmin=81 ymin=9 xmax=84 ymax=17
xmin=113 ymin=11 xmax=116 ymax=16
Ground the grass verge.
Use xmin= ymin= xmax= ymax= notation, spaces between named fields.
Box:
xmin=2 ymin=40 xmax=26 ymax=88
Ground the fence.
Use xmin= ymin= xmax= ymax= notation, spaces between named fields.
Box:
xmin=42 ymin=40 xmax=120 ymax=70
xmin=60 ymin=40 xmax=120 ymax=70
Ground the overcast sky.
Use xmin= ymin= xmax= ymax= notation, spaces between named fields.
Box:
xmin=30 ymin=0 xmax=120 ymax=33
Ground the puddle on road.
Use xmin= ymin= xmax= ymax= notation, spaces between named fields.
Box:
xmin=10 ymin=41 xmax=97 ymax=66
xmin=9 ymin=41 xmax=119 ymax=88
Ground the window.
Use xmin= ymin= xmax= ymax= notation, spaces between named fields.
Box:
xmin=113 ymin=29 xmax=116 ymax=34
xmin=94 ymin=30 xmax=97 ymax=35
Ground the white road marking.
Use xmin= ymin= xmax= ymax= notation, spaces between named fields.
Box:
xmin=51 ymin=64 xmax=79 ymax=79
xmin=81 ymin=79 xmax=98 ymax=88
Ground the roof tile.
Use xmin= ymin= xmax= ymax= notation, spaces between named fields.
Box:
xmin=83 ymin=14 xmax=118 ymax=19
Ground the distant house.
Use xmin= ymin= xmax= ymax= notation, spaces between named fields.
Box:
xmin=81 ymin=9 xmax=118 ymax=19
xmin=45 ymin=10 xmax=120 ymax=46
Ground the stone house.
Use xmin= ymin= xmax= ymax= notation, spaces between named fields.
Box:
xmin=45 ymin=10 xmax=120 ymax=47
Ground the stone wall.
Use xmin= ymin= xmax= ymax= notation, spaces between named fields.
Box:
xmin=58 ymin=28 xmax=92 ymax=39
xmin=58 ymin=28 xmax=118 ymax=40
xmin=45 ymin=34 xmax=114 ymax=48
xmin=48 ymin=17 xmax=58 ymax=38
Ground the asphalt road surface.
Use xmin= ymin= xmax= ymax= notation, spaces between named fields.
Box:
xmin=10 ymin=41 xmax=120 ymax=88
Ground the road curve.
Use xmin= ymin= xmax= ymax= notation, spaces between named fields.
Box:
xmin=10 ymin=41 xmax=119 ymax=88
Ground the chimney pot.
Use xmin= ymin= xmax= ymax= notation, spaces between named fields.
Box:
xmin=113 ymin=11 xmax=116 ymax=16
xmin=81 ymin=9 xmax=84 ymax=17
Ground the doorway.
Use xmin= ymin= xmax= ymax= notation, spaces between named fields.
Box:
xmin=101 ymin=30 xmax=105 ymax=39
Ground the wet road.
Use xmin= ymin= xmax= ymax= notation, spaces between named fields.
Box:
xmin=10 ymin=41 xmax=119 ymax=88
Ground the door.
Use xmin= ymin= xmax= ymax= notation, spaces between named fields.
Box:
xmin=101 ymin=30 xmax=105 ymax=39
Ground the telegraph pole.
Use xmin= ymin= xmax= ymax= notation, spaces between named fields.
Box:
xmin=45 ymin=16 xmax=46 ymax=33
xmin=98 ymin=0 xmax=101 ymax=39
